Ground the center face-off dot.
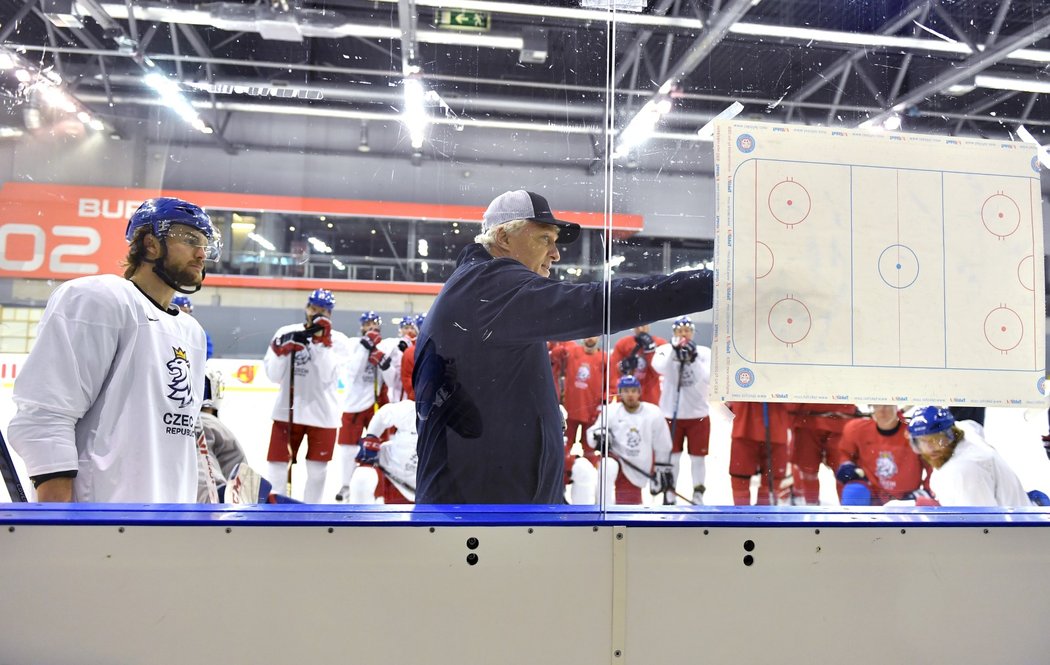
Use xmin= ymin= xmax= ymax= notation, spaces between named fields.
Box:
xmin=878 ymin=244 xmax=919 ymax=289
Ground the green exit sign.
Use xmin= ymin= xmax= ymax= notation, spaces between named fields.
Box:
xmin=436 ymin=9 xmax=491 ymax=32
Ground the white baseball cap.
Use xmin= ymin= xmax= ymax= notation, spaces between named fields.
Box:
xmin=481 ymin=190 xmax=582 ymax=244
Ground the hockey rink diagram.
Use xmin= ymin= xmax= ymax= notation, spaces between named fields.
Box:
xmin=712 ymin=122 xmax=1045 ymax=406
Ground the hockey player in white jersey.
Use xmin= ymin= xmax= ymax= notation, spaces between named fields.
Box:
xmin=651 ymin=316 xmax=711 ymax=505
xmin=334 ymin=311 xmax=388 ymax=501
xmin=354 ymin=398 xmax=418 ymax=504
xmin=263 ymin=289 xmax=351 ymax=503
xmin=908 ymin=406 xmax=1040 ymax=507
xmin=375 ymin=314 xmax=417 ymax=403
xmin=585 ymin=375 xmax=674 ymax=505
xmin=9 ymin=197 xmax=220 ymax=502
xmin=196 ymin=366 xmax=248 ymax=502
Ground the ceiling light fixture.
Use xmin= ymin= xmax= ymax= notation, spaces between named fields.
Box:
xmin=975 ymin=74 xmax=1050 ymax=95
xmin=613 ymin=95 xmax=673 ymax=159
xmin=143 ymin=72 xmax=213 ymax=134
xmin=247 ymin=232 xmax=276 ymax=251
xmin=358 ymin=122 xmax=371 ymax=152
xmin=403 ymin=77 xmax=428 ymax=149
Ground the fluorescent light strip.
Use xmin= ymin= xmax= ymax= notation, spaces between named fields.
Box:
xmin=976 ymin=74 xmax=1050 ymax=94
xmin=402 ymin=78 xmax=428 ymax=149
xmin=247 ymin=232 xmax=276 ymax=251
xmin=417 ymin=30 xmax=523 ymax=50
xmin=729 ymin=22 xmax=972 ymax=55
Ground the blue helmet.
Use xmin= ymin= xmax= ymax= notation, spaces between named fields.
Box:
xmin=415 ymin=312 xmax=427 ymax=327
xmin=908 ymin=406 xmax=955 ymax=437
xmin=307 ymin=288 xmax=335 ymax=311
xmin=126 ymin=197 xmax=216 ymax=241
xmin=617 ymin=375 xmax=642 ymax=391
xmin=673 ymin=315 xmax=695 ymax=329
xmin=360 ymin=311 xmax=382 ymax=325
xmin=398 ymin=314 xmax=418 ymax=330
xmin=840 ymin=481 xmax=872 ymax=506
xmin=172 ymin=295 xmax=193 ymax=312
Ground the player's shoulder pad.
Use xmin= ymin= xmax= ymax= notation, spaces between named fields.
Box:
xmin=51 ymin=274 xmax=133 ymax=321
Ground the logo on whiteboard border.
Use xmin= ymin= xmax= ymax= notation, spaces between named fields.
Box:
xmin=735 ymin=367 xmax=755 ymax=388
xmin=1033 ymin=156 xmax=1041 ymax=173
xmin=736 ymin=134 xmax=756 ymax=153
xmin=1038 ymin=375 xmax=1046 ymax=396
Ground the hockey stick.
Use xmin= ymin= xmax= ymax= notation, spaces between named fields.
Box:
xmin=0 ymin=428 xmax=27 ymax=502
xmin=285 ymin=320 xmax=326 ymax=497
xmin=613 ymin=452 xmax=696 ymax=506
xmin=376 ymin=461 xmax=416 ymax=502
xmin=601 ymin=428 xmax=696 ymax=506
xmin=286 ymin=344 xmax=297 ymax=497
xmin=665 ymin=352 xmax=686 ymax=505
xmin=762 ymin=402 xmax=775 ymax=506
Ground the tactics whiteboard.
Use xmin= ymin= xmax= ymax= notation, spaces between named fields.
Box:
xmin=711 ymin=121 xmax=1045 ymax=407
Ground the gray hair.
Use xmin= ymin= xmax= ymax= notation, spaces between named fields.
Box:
xmin=474 ymin=218 xmax=532 ymax=252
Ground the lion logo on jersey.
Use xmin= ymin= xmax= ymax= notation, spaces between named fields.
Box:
xmin=165 ymin=347 xmax=193 ymax=408
xmin=875 ymin=452 xmax=898 ymax=482
xmin=293 ymin=344 xmax=312 ymax=376
xmin=574 ymin=363 xmax=591 ymax=388
xmin=625 ymin=427 xmax=642 ymax=451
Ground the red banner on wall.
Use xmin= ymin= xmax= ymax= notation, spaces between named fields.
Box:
xmin=0 ymin=182 xmax=644 ymax=282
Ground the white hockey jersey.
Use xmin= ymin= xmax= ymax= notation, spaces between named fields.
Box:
xmin=10 ymin=275 xmax=206 ymax=503
xmin=651 ymin=340 xmax=711 ymax=420
xmin=930 ymin=424 xmax=1032 ymax=507
xmin=264 ymin=324 xmax=351 ymax=428
xmin=586 ymin=401 xmax=672 ymax=489
xmin=342 ymin=338 xmax=384 ymax=414
xmin=366 ymin=399 xmax=418 ymax=499
xmin=377 ymin=336 xmax=411 ymax=403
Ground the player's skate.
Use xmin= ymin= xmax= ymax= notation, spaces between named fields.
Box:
xmin=335 ymin=485 xmax=350 ymax=502
xmin=692 ymin=484 xmax=705 ymax=506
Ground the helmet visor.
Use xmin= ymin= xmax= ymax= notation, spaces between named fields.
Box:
xmin=168 ymin=227 xmax=223 ymax=262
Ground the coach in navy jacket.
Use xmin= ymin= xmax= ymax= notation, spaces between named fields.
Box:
xmin=414 ymin=190 xmax=714 ymax=504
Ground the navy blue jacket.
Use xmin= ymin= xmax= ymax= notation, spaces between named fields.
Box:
xmin=414 ymin=243 xmax=713 ymax=504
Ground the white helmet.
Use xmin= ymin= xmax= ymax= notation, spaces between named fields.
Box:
xmin=203 ymin=366 xmax=225 ymax=414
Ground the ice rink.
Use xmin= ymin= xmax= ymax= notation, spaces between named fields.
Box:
xmin=3 ymin=352 xmax=1049 ymax=506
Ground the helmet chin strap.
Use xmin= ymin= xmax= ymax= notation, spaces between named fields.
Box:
xmin=143 ymin=240 xmax=204 ymax=295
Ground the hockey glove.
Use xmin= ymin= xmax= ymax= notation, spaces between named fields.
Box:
xmin=272 ymin=331 xmax=308 ymax=356
xmin=651 ymin=463 xmax=674 ymax=495
xmin=590 ymin=428 xmax=607 ymax=451
xmin=1028 ymin=490 xmax=1050 ymax=506
xmin=835 ymin=462 xmax=866 ymax=484
xmin=634 ymin=331 xmax=656 ymax=352
xmin=618 ymin=355 xmax=639 ymax=374
xmin=355 ymin=434 xmax=382 ymax=465
xmin=368 ymin=349 xmax=387 ymax=367
xmin=674 ymin=340 xmax=698 ymax=363
xmin=309 ymin=315 xmax=333 ymax=347
xmin=360 ymin=329 xmax=382 ymax=351
xmin=397 ymin=338 xmax=410 ymax=352
xmin=378 ymin=354 xmax=392 ymax=371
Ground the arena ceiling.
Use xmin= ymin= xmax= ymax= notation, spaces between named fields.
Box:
xmin=1 ymin=0 xmax=1048 ymax=169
